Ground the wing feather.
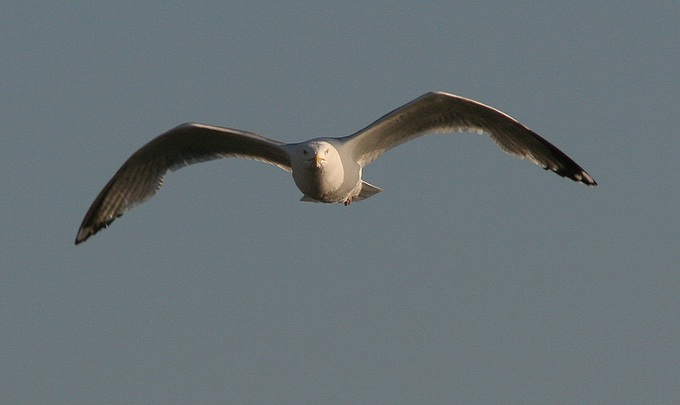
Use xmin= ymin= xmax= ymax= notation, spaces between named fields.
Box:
xmin=75 ymin=123 xmax=290 ymax=244
xmin=343 ymin=92 xmax=596 ymax=185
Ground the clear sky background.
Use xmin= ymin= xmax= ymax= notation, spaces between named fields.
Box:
xmin=2 ymin=2 xmax=678 ymax=404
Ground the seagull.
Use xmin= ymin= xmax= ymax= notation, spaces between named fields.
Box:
xmin=75 ymin=91 xmax=596 ymax=244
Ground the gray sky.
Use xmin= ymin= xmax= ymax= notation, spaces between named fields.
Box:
xmin=2 ymin=2 xmax=678 ymax=404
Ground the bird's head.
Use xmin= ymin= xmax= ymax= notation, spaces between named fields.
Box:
xmin=289 ymin=140 xmax=346 ymax=200
xmin=296 ymin=140 xmax=338 ymax=171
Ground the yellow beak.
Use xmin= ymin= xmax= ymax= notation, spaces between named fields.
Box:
xmin=314 ymin=154 xmax=325 ymax=167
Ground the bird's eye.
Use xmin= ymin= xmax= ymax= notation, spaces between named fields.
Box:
xmin=302 ymin=149 xmax=307 ymax=155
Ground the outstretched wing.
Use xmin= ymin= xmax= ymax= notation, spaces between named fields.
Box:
xmin=75 ymin=123 xmax=291 ymax=244
xmin=343 ymin=92 xmax=596 ymax=185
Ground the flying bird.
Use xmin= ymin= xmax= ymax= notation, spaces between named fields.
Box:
xmin=75 ymin=91 xmax=596 ymax=244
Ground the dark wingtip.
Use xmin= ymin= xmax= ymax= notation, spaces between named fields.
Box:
xmin=575 ymin=170 xmax=597 ymax=187
xmin=74 ymin=217 xmax=115 ymax=246
xmin=74 ymin=232 xmax=88 ymax=245
xmin=548 ymin=158 xmax=597 ymax=187
xmin=74 ymin=227 xmax=92 ymax=245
